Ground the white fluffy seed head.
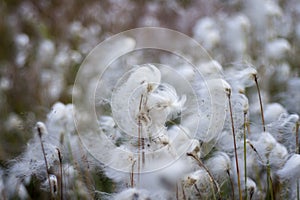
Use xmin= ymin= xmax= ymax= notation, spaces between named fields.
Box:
xmin=251 ymin=132 xmax=289 ymax=168
xmin=205 ymin=151 xmax=231 ymax=183
xmin=265 ymin=39 xmax=291 ymax=60
xmin=265 ymin=0 xmax=282 ymax=17
xmin=245 ymin=67 xmax=257 ymax=77
xmin=206 ymin=151 xmax=231 ymax=173
xmin=232 ymin=93 xmax=249 ymax=114
xmin=267 ymin=113 xmax=299 ymax=153
xmin=255 ymin=132 xmax=277 ymax=157
xmin=264 ymin=103 xmax=287 ymax=124
xmin=193 ymin=17 xmax=220 ymax=50
xmin=277 ymin=154 xmax=300 ymax=180
xmin=197 ymin=60 xmax=223 ymax=78
xmin=182 ymin=169 xmax=212 ymax=197
xmin=114 ymin=188 xmax=151 ymax=200
xmin=49 ymin=174 xmax=58 ymax=196
xmin=111 ymin=64 xmax=162 ymax=136
xmin=243 ymin=99 xmax=249 ymax=113
xmin=36 ymin=122 xmax=48 ymax=137
xmin=46 ymin=102 xmax=75 ymax=136
xmin=183 ymin=169 xmax=208 ymax=186
xmin=269 ymin=143 xmax=288 ymax=168
xmin=226 ymin=66 xmax=257 ymax=93
xmin=245 ymin=178 xmax=257 ymax=198
xmin=206 ymin=79 xmax=231 ymax=95
xmin=223 ymin=93 xmax=250 ymax=130
xmin=41 ymin=174 xmax=58 ymax=196
xmin=221 ymin=79 xmax=232 ymax=95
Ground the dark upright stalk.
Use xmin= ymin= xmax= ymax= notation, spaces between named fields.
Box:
xmin=227 ymin=91 xmax=242 ymax=200
xmin=37 ymin=126 xmax=53 ymax=197
xmin=296 ymin=121 xmax=299 ymax=200
xmin=244 ymin=111 xmax=248 ymax=200
xmin=253 ymin=75 xmax=265 ymax=132
xmin=56 ymin=148 xmax=63 ymax=200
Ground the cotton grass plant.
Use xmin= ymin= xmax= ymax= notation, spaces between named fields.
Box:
xmin=4 ymin=58 xmax=299 ymax=199
xmin=1 ymin=1 xmax=300 ymax=199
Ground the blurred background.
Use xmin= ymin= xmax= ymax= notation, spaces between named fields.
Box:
xmin=0 ymin=0 xmax=299 ymax=167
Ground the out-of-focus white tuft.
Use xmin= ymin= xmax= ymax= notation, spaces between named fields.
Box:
xmin=277 ymin=154 xmax=300 ymax=180
xmin=193 ymin=17 xmax=220 ymax=50
xmin=267 ymin=113 xmax=299 ymax=153
xmin=223 ymin=14 xmax=251 ymax=61
xmin=196 ymin=60 xmax=223 ymax=79
xmin=264 ymin=103 xmax=287 ymax=124
xmin=265 ymin=39 xmax=291 ymax=61
xmin=114 ymin=188 xmax=151 ymax=200
xmin=250 ymin=132 xmax=288 ymax=168
xmin=205 ymin=151 xmax=231 ymax=183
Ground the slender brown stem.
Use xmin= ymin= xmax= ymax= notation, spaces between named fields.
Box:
xmin=77 ymin=140 xmax=93 ymax=198
xmin=246 ymin=120 xmax=251 ymax=135
xmin=296 ymin=121 xmax=299 ymax=200
xmin=176 ymin=182 xmax=179 ymax=200
xmin=130 ymin=160 xmax=136 ymax=188
xmin=246 ymin=141 xmax=264 ymax=163
xmin=296 ymin=175 xmax=300 ymax=200
xmin=1 ymin=185 xmax=6 ymax=200
xmin=181 ymin=182 xmax=186 ymax=200
xmin=227 ymin=92 xmax=242 ymax=200
xmin=142 ymin=138 xmax=145 ymax=166
xmin=266 ymin=159 xmax=274 ymax=200
xmin=296 ymin=121 xmax=299 ymax=154
xmin=227 ymin=169 xmax=235 ymax=199
xmin=139 ymin=94 xmax=145 ymax=169
xmin=244 ymin=112 xmax=248 ymax=200
xmin=137 ymin=119 xmax=141 ymax=187
xmin=254 ymin=75 xmax=265 ymax=132
xmin=37 ymin=126 xmax=53 ymax=197
xmin=56 ymin=148 xmax=63 ymax=200
xmin=137 ymin=94 xmax=144 ymax=187
xmin=194 ymin=184 xmax=202 ymax=198
xmin=249 ymin=187 xmax=254 ymax=200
